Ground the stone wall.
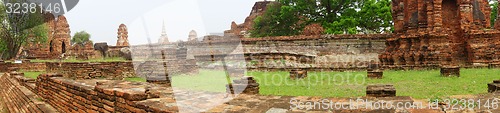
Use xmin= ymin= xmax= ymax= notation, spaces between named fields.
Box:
xmin=36 ymin=74 xmax=179 ymax=112
xmin=46 ymin=62 xmax=135 ymax=79
xmin=0 ymin=61 xmax=46 ymax=72
xmin=380 ymin=0 xmax=500 ymax=68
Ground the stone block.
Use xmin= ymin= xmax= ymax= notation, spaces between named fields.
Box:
xmin=290 ymin=69 xmax=307 ymax=80
xmin=440 ymin=66 xmax=460 ymax=77
xmin=367 ymin=70 xmax=383 ymax=79
xmin=488 ymin=80 xmax=500 ymax=93
xmin=366 ymin=84 xmax=396 ymax=97
xmin=227 ymin=76 xmax=259 ymax=95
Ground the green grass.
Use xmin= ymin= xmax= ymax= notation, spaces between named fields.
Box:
xmin=171 ymin=70 xmax=236 ymax=92
xmin=247 ymin=68 xmax=500 ymax=99
xmin=123 ymin=70 xmax=235 ymax=93
xmin=23 ymin=72 xmax=44 ymax=79
xmin=29 ymin=57 xmax=127 ymax=63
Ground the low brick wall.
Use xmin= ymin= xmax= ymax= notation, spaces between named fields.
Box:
xmin=0 ymin=73 xmax=44 ymax=113
xmin=36 ymin=74 xmax=179 ymax=112
xmin=46 ymin=62 xmax=136 ymax=79
xmin=0 ymin=61 xmax=46 ymax=72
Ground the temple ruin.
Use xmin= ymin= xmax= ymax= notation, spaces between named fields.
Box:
xmin=116 ymin=24 xmax=129 ymax=46
xmin=158 ymin=21 xmax=170 ymax=44
xmin=379 ymin=0 xmax=500 ymax=68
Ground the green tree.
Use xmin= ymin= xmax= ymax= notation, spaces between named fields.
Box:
xmin=490 ymin=0 xmax=497 ymax=28
xmin=71 ymin=31 xmax=92 ymax=46
xmin=357 ymin=0 xmax=393 ymax=33
xmin=250 ymin=2 xmax=303 ymax=37
xmin=0 ymin=0 xmax=48 ymax=59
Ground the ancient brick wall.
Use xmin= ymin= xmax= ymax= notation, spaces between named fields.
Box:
xmin=0 ymin=73 xmax=44 ymax=113
xmin=0 ymin=61 xmax=46 ymax=72
xmin=36 ymin=74 xmax=178 ymax=112
xmin=240 ymin=34 xmax=389 ymax=69
xmin=45 ymin=62 xmax=136 ymax=79
xmin=381 ymin=0 xmax=500 ymax=68
xmin=116 ymin=24 xmax=129 ymax=46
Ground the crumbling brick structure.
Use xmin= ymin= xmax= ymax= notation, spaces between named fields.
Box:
xmin=380 ymin=0 xmax=500 ymax=68
xmin=488 ymin=80 xmax=500 ymax=93
xmin=224 ymin=1 xmax=273 ymax=37
xmin=116 ymin=24 xmax=129 ymax=46
xmin=226 ymin=76 xmax=259 ymax=95
xmin=21 ymin=14 xmax=71 ymax=59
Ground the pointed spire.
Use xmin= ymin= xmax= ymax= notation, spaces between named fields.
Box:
xmin=161 ymin=20 xmax=167 ymax=35
xmin=159 ymin=20 xmax=169 ymax=44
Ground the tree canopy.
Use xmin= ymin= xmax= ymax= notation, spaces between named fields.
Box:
xmin=0 ymin=0 xmax=49 ymax=59
xmin=250 ymin=0 xmax=393 ymax=37
xmin=72 ymin=31 xmax=92 ymax=46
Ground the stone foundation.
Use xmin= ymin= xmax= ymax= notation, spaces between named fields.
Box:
xmin=46 ymin=62 xmax=136 ymax=79
xmin=227 ymin=76 xmax=259 ymax=95
xmin=289 ymin=69 xmax=308 ymax=80
xmin=440 ymin=66 xmax=460 ymax=77
xmin=36 ymin=73 xmax=179 ymax=112
xmin=366 ymin=84 xmax=396 ymax=97
xmin=488 ymin=80 xmax=500 ymax=93
xmin=367 ymin=70 xmax=383 ymax=79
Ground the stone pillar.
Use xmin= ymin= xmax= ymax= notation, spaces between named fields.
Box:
xmin=440 ymin=66 xmax=460 ymax=77
xmin=226 ymin=76 xmax=259 ymax=95
xmin=366 ymin=84 xmax=396 ymax=97
xmin=289 ymin=69 xmax=307 ymax=80
xmin=7 ymin=67 xmax=20 ymax=72
xmin=488 ymin=80 xmax=500 ymax=93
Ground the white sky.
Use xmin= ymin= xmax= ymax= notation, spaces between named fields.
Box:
xmin=65 ymin=0 xmax=265 ymax=45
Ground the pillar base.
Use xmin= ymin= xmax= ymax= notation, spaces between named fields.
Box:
xmin=440 ymin=66 xmax=460 ymax=77
xmin=366 ymin=84 xmax=396 ymax=97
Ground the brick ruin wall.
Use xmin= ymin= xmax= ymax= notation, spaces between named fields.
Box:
xmin=0 ymin=61 xmax=46 ymax=72
xmin=45 ymin=62 xmax=136 ymax=79
xmin=36 ymin=73 xmax=179 ymax=112
xmin=0 ymin=73 xmax=49 ymax=113
xmin=380 ymin=0 xmax=500 ymax=68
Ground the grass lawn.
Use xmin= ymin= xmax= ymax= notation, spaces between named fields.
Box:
xmin=124 ymin=70 xmax=235 ymax=93
xmin=247 ymin=68 xmax=500 ymax=99
xmin=23 ymin=72 xmax=44 ymax=79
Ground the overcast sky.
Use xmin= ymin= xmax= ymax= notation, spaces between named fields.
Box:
xmin=65 ymin=0 xmax=265 ymax=45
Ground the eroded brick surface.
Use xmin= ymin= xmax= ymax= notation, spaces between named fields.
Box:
xmin=380 ymin=0 xmax=500 ymax=68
